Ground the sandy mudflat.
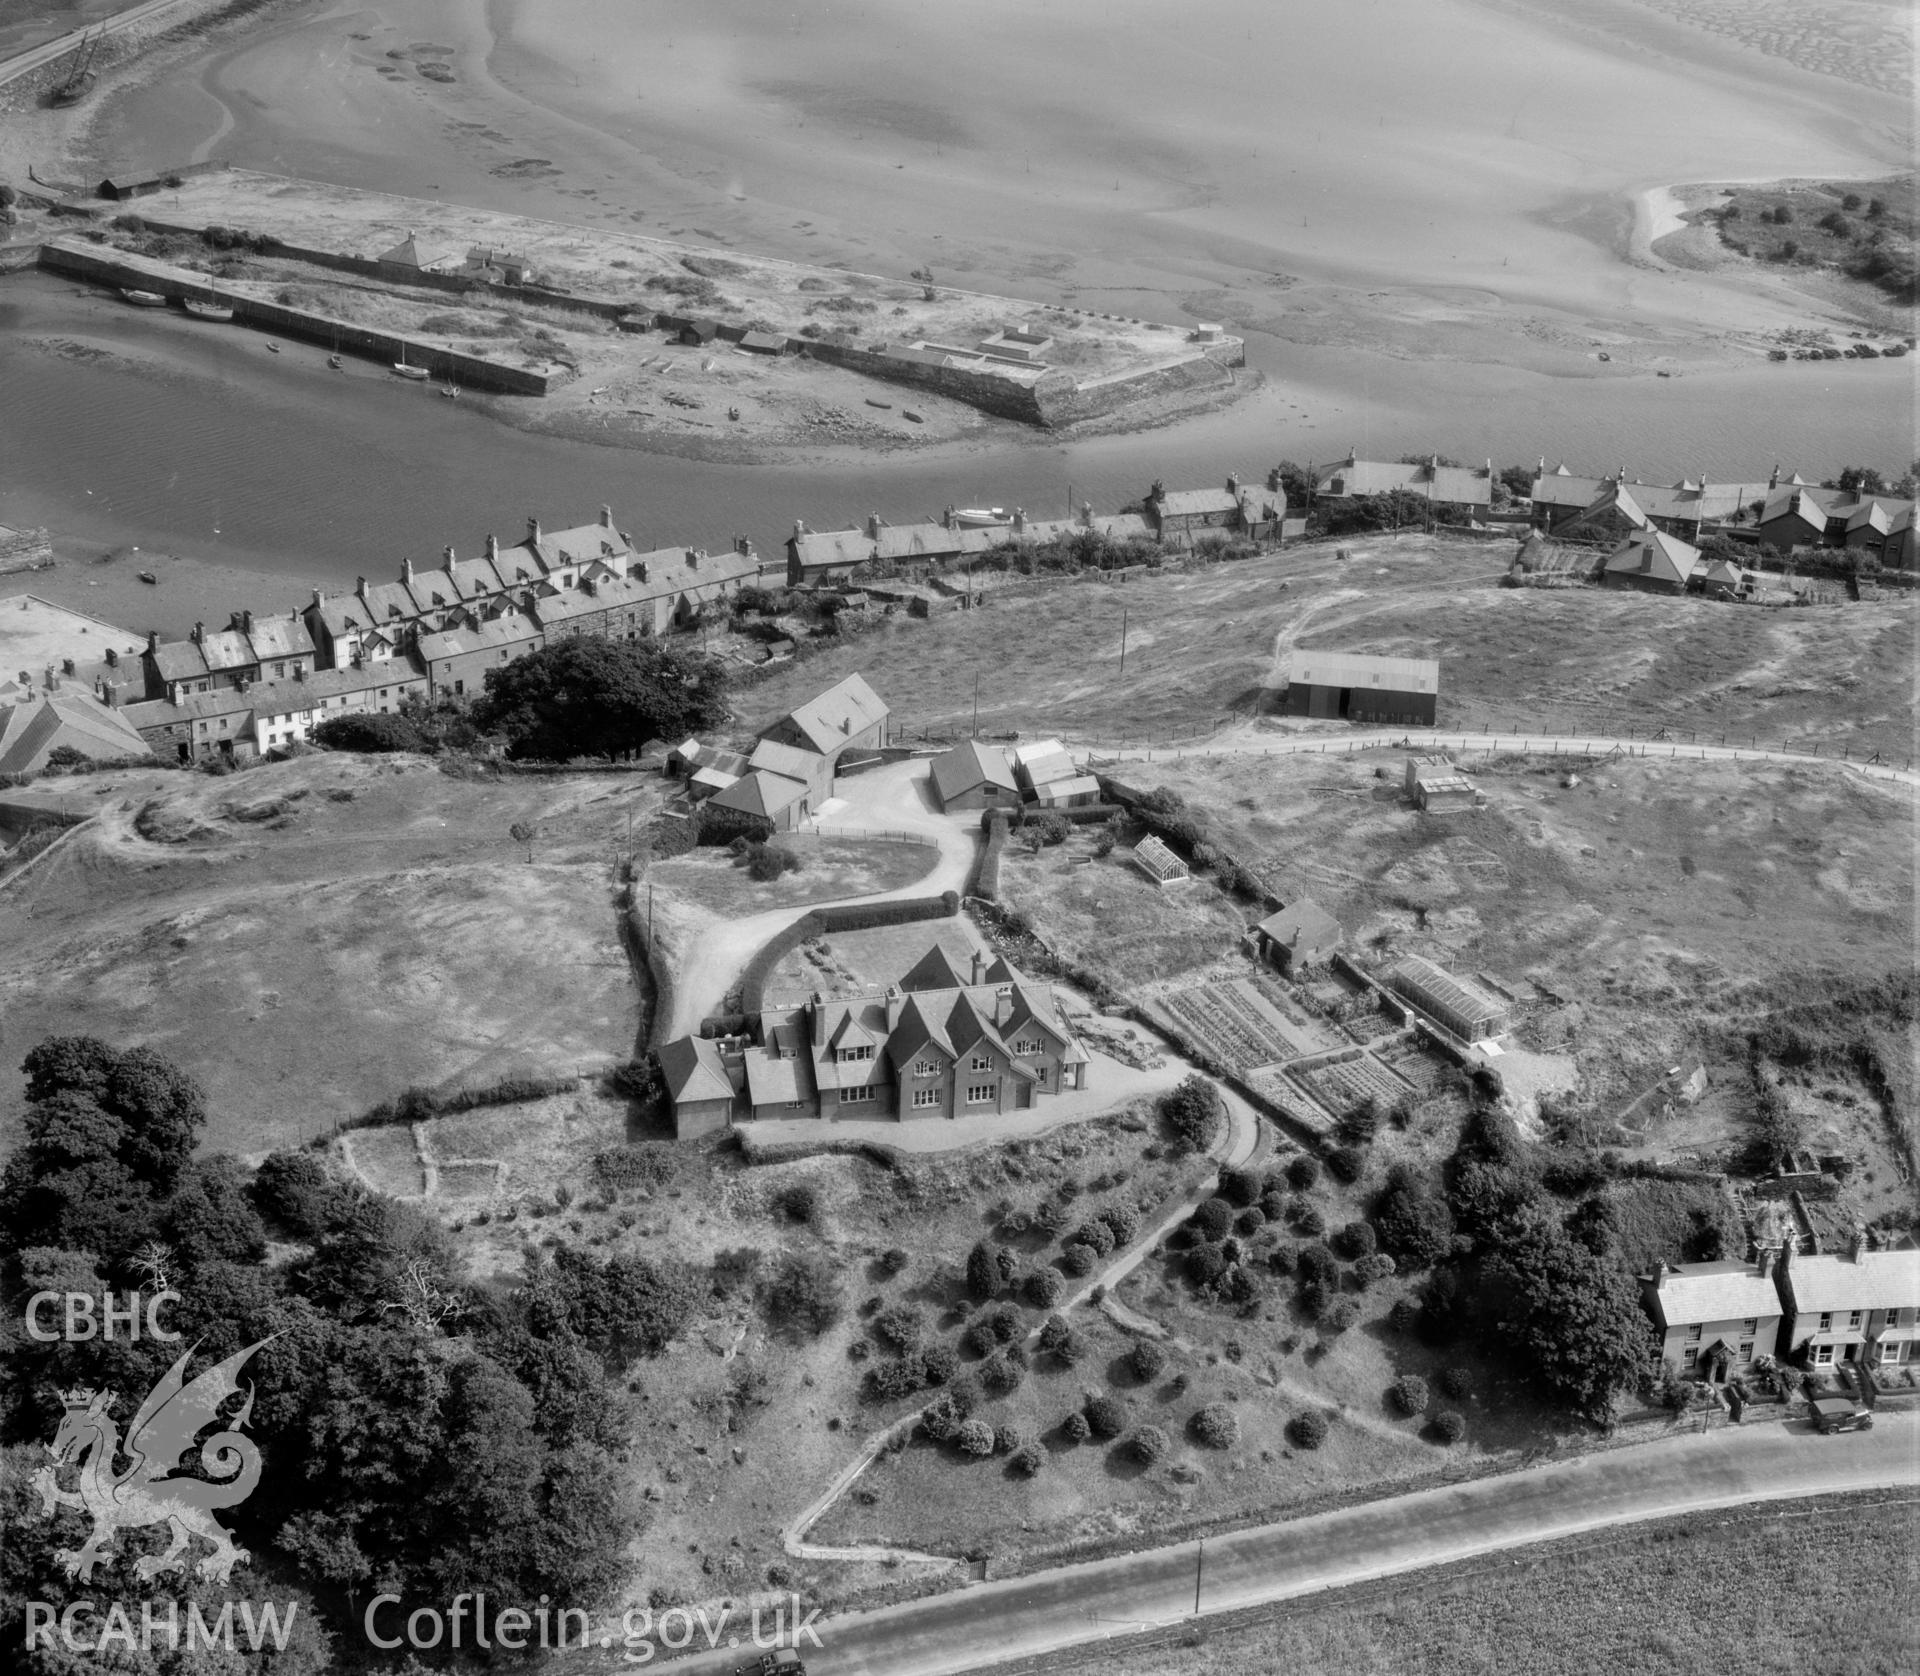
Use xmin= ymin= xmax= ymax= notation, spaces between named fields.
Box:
xmin=63 ymin=0 xmax=1911 ymax=384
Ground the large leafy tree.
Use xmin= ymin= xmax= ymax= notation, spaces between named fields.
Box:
xmin=471 ymin=636 xmax=729 ymax=761
xmin=1482 ymin=1208 xmax=1653 ymax=1425
xmin=0 ymin=1038 xmax=208 ymax=1262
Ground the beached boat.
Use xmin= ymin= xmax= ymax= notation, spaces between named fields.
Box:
xmin=49 ymin=30 xmax=99 ymax=107
xmin=901 ymin=409 xmax=925 ymax=424
xmin=392 ymin=363 xmax=430 ymax=381
xmin=265 ymin=342 xmax=280 ymax=353
xmin=121 ymin=289 xmax=168 ymax=308
xmin=951 ymin=507 xmax=1010 ymax=528
xmin=137 ymin=570 xmax=157 ymax=584
xmin=181 ymin=297 xmax=234 ymax=322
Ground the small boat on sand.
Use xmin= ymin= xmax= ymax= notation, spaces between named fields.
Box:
xmin=122 ymin=289 xmax=168 ymax=308
xmin=137 ymin=571 xmax=158 ymax=585
xmin=901 ymin=409 xmax=924 ymax=423
xmin=328 ymin=355 xmax=343 ymax=370
xmin=865 ymin=398 xmax=892 ymax=409
xmin=393 ymin=363 xmax=430 ymax=381
xmin=182 ymin=298 xmax=235 ymax=322
xmin=265 ymin=342 xmax=280 ymax=353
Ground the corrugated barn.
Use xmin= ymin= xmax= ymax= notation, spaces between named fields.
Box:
xmin=1280 ymin=651 xmax=1438 ymax=725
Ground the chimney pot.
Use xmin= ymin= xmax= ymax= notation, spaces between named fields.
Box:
xmin=401 ymin=556 xmax=414 ymax=582
xmin=970 ymin=951 xmax=986 ymax=987
xmin=600 ymin=504 xmax=614 ymax=528
xmin=192 ymin=621 xmax=204 ymax=643
xmin=356 ymin=576 xmax=369 ymax=598
xmin=486 ymin=533 xmax=499 ymax=559
xmin=527 ymin=516 xmax=541 ymax=543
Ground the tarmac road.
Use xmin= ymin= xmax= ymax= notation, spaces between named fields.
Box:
xmin=664 ymin=1408 xmax=1916 ymax=1676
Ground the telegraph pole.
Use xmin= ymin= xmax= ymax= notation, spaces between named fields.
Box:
xmin=1194 ymin=1537 xmax=1203 ymax=1614
xmin=1119 ymin=605 xmax=1129 ymax=678
xmin=972 ymin=671 xmax=980 ymax=738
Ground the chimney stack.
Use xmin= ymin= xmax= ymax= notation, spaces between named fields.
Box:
xmin=1757 ymin=1247 xmax=1775 ymax=1281
xmin=1080 ymin=500 xmax=1094 ymax=527
xmin=1648 ymin=1260 xmax=1666 ymax=1291
xmin=1012 ymin=507 xmax=1026 ymax=533
xmin=356 ymin=576 xmax=369 ymax=599
xmin=734 ymin=536 xmax=755 ymax=558
xmin=811 ymin=993 xmax=826 ymax=1047
xmin=146 ymin=630 xmax=159 ymax=653
xmin=1850 ymin=1229 xmax=1869 ymax=1262
xmin=970 ymin=950 xmax=987 ymax=987
xmin=401 ymin=556 xmax=414 ymax=583
xmin=1226 ymin=473 xmax=1239 ymax=495
xmin=600 ymin=504 xmax=614 ymax=529
xmin=312 ymin=587 xmax=326 ymax=607
xmin=994 ymin=991 xmax=1013 ymax=1028
xmin=443 ymin=545 xmax=456 ymax=567
xmin=527 ymin=516 xmax=541 ymax=544
xmin=191 ymin=621 xmax=204 ymax=644
xmin=866 ymin=512 xmax=881 ymax=539
xmin=793 ymin=519 xmax=808 ymax=538
xmin=486 ymin=533 xmax=499 ymax=559
xmin=1267 ymin=466 xmax=1282 ymax=492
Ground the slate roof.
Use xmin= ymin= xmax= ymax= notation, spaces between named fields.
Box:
xmin=707 ymin=769 xmax=810 ymax=820
xmin=898 ymin=945 xmax=978 ymax=993
xmin=1257 ymin=897 xmax=1342 ymax=950
xmin=195 ymin=628 xmax=256 ymax=674
xmin=1530 ymin=469 xmax=1770 ymax=522
xmin=659 ymin=1036 xmax=735 ymax=1105
xmin=744 ymin=1046 xmax=815 ymax=1107
xmin=873 ymin=522 xmax=975 ymax=563
xmin=1643 ymin=1261 xmax=1782 ymax=1330
xmin=148 ymin=639 xmax=210 ymax=684
xmin=1288 ymin=651 xmax=1439 ymax=693
xmin=776 ymin=673 xmax=889 ymax=756
xmin=1019 ymin=750 xmax=1079 ymax=788
xmin=748 ymin=738 xmax=828 ymax=785
xmin=930 ymin=740 xmax=1017 ymax=804
xmin=1316 ymin=457 xmax=1493 ymax=507
xmin=253 ymin=665 xmax=424 ymax=718
xmin=535 ymin=520 xmax=634 ymax=570
xmin=1780 ymin=1249 xmax=1920 ymax=1316
xmin=120 ymin=686 xmax=257 ymax=736
xmin=1602 ymin=529 xmax=1700 ymax=586
xmin=415 ymin=611 xmax=543 ymax=664
xmin=242 ymin=614 xmax=316 ymax=662
xmin=0 ymin=691 xmax=153 ymax=774
xmin=789 ymin=529 xmax=874 ymax=573
xmin=1155 ymin=486 xmax=1240 ymax=519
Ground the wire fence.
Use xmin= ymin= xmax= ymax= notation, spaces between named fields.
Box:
xmin=1080 ymin=730 xmax=1915 ymax=782
xmin=799 ymin=824 xmax=940 ymax=848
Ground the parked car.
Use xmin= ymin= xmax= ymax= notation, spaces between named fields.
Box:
xmin=1810 ymin=1396 xmax=1873 ymax=1434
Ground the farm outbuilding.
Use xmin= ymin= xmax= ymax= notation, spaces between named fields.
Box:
xmin=1386 ymin=955 xmax=1512 ymax=1043
xmin=929 ymin=739 xmax=1020 ymax=812
xmin=1129 ymin=835 xmax=1190 ymax=887
xmin=1278 ymin=651 xmax=1438 ymax=726
xmin=1601 ymin=529 xmax=1701 ymax=594
xmin=1405 ymin=755 xmax=1476 ymax=812
xmin=1253 ymin=898 xmax=1342 ymax=974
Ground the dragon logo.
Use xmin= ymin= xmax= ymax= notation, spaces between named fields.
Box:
xmin=33 ymin=1336 xmax=276 ymax=1584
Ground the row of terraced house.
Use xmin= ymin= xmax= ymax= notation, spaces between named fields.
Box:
xmin=1642 ymin=1235 xmax=1919 ymax=1384
xmin=107 ymin=510 xmax=764 ymax=762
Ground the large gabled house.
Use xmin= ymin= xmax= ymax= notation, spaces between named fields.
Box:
xmin=1776 ymin=1238 xmax=1919 ymax=1371
xmin=1315 ymin=453 xmax=1493 ymax=518
xmin=1600 ymin=529 xmax=1702 ymax=594
xmin=1527 ymin=465 xmax=1772 ymax=538
xmin=659 ymin=946 xmax=1089 ymax=1135
xmin=759 ymin=672 xmax=890 ymax=768
xmin=1641 ymin=1254 xmax=1784 ymax=1383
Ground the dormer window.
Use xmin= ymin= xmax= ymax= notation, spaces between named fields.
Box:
xmin=1014 ymin=1038 xmax=1038 ymax=1056
xmin=837 ymin=1045 xmax=874 ymax=1063
xmin=914 ymin=1058 xmax=939 ymax=1078
xmin=970 ymin=1053 xmax=993 ymax=1072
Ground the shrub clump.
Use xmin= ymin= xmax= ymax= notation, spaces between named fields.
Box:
xmin=1060 ymin=1242 xmax=1098 ymax=1277
xmin=1126 ymin=1339 xmax=1169 ymax=1384
xmin=1431 ymin=1409 xmax=1467 ymax=1444
xmin=956 ymin=1418 xmax=997 ymax=1457
xmin=1161 ymin=1075 xmax=1223 ymax=1151
xmin=1191 ymin=1198 xmax=1234 ymax=1241
xmin=1084 ymin=1392 xmax=1127 ymax=1439
xmin=1388 ymin=1374 xmax=1430 ymax=1417
xmin=1023 ymin=1266 xmax=1066 ymax=1308
xmin=1188 ymin=1404 xmax=1238 ymax=1449
xmin=1128 ymin=1424 xmax=1171 ymax=1465
xmin=1062 ymin=1410 xmax=1091 ymax=1443
xmin=1438 ymin=1366 xmax=1473 ymax=1400
xmin=1286 ymin=1410 xmax=1329 ymax=1449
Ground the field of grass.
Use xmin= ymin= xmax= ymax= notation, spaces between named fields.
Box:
xmin=998 ymin=831 xmax=1253 ymax=989
xmin=1006 ymin=1491 xmax=1918 ymax=1676
xmin=1114 ymin=748 xmax=1914 ymax=1193
xmin=733 ymin=533 xmax=1917 ymax=760
xmin=767 ymin=919 xmax=984 ymax=1002
xmin=647 ymin=836 xmax=936 ymax=916
xmin=0 ymin=754 xmax=656 ymax=1158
